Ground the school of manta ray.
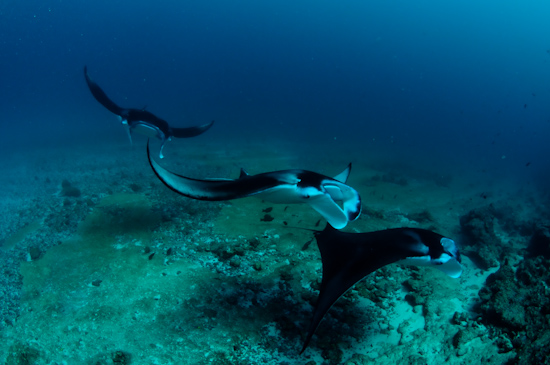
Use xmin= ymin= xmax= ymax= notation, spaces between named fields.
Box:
xmin=84 ymin=66 xmax=463 ymax=353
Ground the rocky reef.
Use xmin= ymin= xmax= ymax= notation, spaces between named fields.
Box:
xmin=460 ymin=202 xmax=550 ymax=364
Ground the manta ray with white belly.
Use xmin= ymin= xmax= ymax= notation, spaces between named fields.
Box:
xmin=147 ymin=142 xmax=362 ymax=229
xmin=84 ymin=66 xmax=214 ymax=158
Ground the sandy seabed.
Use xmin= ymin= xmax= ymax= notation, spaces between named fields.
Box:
xmin=0 ymin=136 xmax=547 ymax=364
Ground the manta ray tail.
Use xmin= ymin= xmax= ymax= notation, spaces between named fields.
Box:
xmin=83 ymin=66 xmax=124 ymax=116
xmin=171 ymin=120 xmax=215 ymax=138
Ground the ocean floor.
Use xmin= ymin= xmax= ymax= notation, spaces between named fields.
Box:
xmin=0 ymin=136 xmax=549 ymax=364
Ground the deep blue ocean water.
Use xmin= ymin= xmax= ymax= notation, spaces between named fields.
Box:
xmin=2 ymin=2 xmax=550 ymax=362
xmin=1 ymin=0 xmax=549 ymax=188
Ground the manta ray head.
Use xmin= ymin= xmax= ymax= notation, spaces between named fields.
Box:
xmin=131 ymin=122 xmax=165 ymax=139
xmin=432 ymin=237 xmax=462 ymax=278
xmin=397 ymin=235 xmax=463 ymax=278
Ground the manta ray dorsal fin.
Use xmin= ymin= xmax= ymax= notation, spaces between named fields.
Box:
xmin=239 ymin=168 xmax=249 ymax=179
xmin=332 ymin=163 xmax=352 ymax=183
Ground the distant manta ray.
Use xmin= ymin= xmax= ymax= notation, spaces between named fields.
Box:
xmin=147 ymin=142 xmax=362 ymax=229
xmin=301 ymin=224 xmax=462 ymax=353
xmin=83 ymin=66 xmax=214 ymax=158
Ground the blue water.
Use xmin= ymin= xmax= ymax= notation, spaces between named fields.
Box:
xmin=1 ymin=0 xmax=549 ymax=186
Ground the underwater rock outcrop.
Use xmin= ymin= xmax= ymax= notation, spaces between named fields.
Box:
xmin=478 ymin=261 xmax=527 ymax=330
xmin=61 ymin=179 xmax=81 ymax=198
xmin=478 ymin=255 xmax=550 ymax=363
xmin=459 ymin=205 xmax=502 ymax=270
xmin=527 ymin=224 xmax=550 ymax=259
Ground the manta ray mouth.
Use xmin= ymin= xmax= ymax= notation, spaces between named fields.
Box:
xmin=132 ymin=123 xmax=164 ymax=139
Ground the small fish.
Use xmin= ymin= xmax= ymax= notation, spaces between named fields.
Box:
xmin=301 ymin=238 xmax=314 ymax=251
xmin=260 ymin=214 xmax=274 ymax=222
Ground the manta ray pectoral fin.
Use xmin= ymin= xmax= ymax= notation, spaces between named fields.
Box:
xmin=83 ymin=66 xmax=124 ymax=116
xmin=171 ymin=120 xmax=215 ymax=138
xmin=148 ymin=141 xmax=268 ymax=200
xmin=307 ymin=193 xmax=349 ymax=230
xmin=148 ymin=142 xmax=218 ymax=198
xmin=332 ymin=163 xmax=352 ymax=183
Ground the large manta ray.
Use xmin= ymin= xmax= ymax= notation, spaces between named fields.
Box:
xmin=301 ymin=224 xmax=462 ymax=353
xmin=147 ymin=142 xmax=362 ymax=229
xmin=84 ymin=66 xmax=214 ymax=158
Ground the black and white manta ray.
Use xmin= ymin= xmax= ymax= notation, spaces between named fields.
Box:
xmin=301 ymin=224 xmax=462 ymax=353
xmin=147 ymin=142 xmax=362 ymax=229
xmin=84 ymin=66 xmax=214 ymax=158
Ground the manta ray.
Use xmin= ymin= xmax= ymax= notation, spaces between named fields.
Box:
xmin=147 ymin=142 xmax=362 ymax=229
xmin=84 ymin=66 xmax=214 ymax=158
xmin=301 ymin=224 xmax=462 ymax=353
